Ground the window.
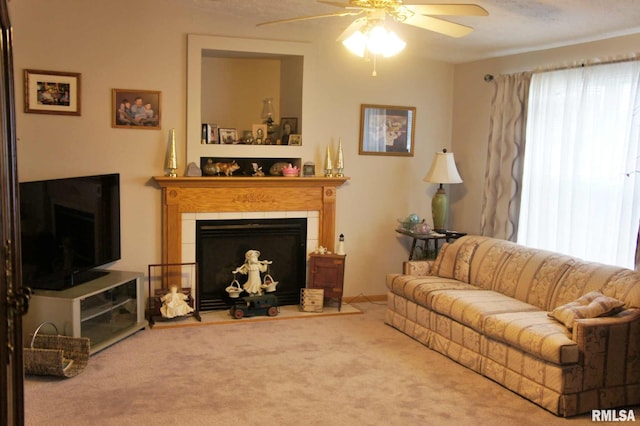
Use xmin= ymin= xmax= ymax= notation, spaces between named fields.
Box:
xmin=518 ymin=61 xmax=640 ymax=268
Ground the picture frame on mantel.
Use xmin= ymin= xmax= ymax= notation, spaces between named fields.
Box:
xmin=288 ymin=134 xmax=302 ymax=146
xmin=359 ymin=104 xmax=415 ymax=157
xmin=112 ymin=88 xmax=161 ymax=129
xmin=24 ymin=69 xmax=81 ymax=116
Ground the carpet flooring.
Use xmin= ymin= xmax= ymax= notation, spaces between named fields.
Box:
xmin=24 ymin=302 xmax=622 ymax=425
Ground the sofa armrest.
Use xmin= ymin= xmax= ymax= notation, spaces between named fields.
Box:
xmin=572 ymin=308 xmax=640 ymax=389
xmin=402 ymin=260 xmax=433 ymax=276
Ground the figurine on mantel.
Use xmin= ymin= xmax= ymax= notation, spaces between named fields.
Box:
xmin=160 ymin=285 xmax=194 ymax=318
xmin=232 ymin=250 xmax=273 ymax=295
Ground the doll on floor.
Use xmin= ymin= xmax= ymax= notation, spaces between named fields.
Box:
xmin=160 ymin=285 xmax=194 ymax=318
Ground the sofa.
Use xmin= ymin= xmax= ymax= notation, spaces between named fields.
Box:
xmin=385 ymin=235 xmax=640 ymax=417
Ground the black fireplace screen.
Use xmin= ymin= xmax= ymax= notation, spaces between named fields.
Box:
xmin=196 ymin=218 xmax=307 ymax=310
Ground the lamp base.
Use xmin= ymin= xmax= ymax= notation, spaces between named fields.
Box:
xmin=431 ymin=186 xmax=448 ymax=233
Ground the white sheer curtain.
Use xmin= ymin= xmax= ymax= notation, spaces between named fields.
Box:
xmin=518 ymin=60 xmax=640 ymax=268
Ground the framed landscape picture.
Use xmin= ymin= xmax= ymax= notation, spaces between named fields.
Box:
xmin=24 ymin=69 xmax=81 ymax=116
xmin=112 ymin=88 xmax=161 ymax=129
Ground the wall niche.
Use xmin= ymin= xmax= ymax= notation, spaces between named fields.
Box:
xmin=187 ymin=34 xmax=311 ymax=165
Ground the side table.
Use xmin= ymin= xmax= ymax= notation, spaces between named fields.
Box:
xmin=307 ymin=253 xmax=346 ymax=311
xmin=395 ymin=229 xmax=467 ymax=260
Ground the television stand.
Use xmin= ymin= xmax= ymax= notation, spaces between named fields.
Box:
xmin=23 ymin=270 xmax=148 ymax=354
xmin=68 ymin=269 xmax=109 ymax=287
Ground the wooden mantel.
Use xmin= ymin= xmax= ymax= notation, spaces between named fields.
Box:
xmin=153 ymin=176 xmax=349 ymax=265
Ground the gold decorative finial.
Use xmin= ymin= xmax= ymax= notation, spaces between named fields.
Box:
xmin=166 ymin=128 xmax=178 ymax=177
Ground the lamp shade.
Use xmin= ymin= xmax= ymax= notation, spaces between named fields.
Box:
xmin=423 ymin=151 xmax=462 ymax=184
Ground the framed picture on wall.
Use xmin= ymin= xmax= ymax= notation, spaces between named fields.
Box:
xmin=112 ymin=88 xmax=161 ymax=129
xmin=359 ymin=104 xmax=415 ymax=156
xmin=24 ymin=69 xmax=81 ymax=116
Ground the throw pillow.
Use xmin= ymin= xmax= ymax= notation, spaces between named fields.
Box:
xmin=548 ymin=290 xmax=625 ymax=330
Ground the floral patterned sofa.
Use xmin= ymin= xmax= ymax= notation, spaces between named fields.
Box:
xmin=385 ymin=235 xmax=640 ymax=417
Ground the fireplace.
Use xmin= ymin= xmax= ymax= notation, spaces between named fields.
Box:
xmin=153 ymin=176 xmax=349 ymax=308
xmin=196 ymin=218 xmax=307 ymax=310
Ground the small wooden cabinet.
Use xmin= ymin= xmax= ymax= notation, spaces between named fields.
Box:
xmin=23 ymin=271 xmax=148 ymax=354
xmin=307 ymin=253 xmax=346 ymax=311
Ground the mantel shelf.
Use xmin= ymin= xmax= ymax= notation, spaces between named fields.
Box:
xmin=152 ymin=175 xmax=350 ymax=265
xmin=153 ymin=176 xmax=350 ymax=189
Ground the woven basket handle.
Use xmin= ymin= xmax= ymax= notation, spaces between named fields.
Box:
xmin=30 ymin=321 xmax=59 ymax=349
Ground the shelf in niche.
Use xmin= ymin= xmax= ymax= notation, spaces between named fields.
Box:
xmin=199 ymin=157 xmax=302 ymax=177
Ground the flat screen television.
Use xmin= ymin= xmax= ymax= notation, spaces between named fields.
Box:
xmin=19 ymin=173 xmax=121 ymax=290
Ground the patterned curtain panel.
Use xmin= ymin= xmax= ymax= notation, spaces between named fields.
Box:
xmin=480 ymin=72 xmax=532 ymax=241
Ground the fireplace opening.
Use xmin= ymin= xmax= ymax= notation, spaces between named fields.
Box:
xmin=196 ymin=218 xmax=307 ymax=311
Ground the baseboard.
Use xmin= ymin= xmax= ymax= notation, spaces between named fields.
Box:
xmin=343 ymin=294 xmax=387 ymax=303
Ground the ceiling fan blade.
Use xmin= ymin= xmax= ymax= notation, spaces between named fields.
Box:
xmin=405 ymin=4 xmax=488 ymax=16
xmin=403 ymin=14 xmax=474 ymax=37
xmin=317 ymin=0 xmax=356 ymax=8
xmin=257 ymin=10 xmax=362 ymax=27
xmin=336 ymin=17 xmax=367 ymax=41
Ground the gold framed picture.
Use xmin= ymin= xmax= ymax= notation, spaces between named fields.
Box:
xmin=24 ymin=69 xmax=81 ymax=116
xmin=112 ymin=88 xmax=161 ymax=129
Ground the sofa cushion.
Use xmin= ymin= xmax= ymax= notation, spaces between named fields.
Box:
xmin=601 ymin=269 xmax=640 ymax=309
xmin=548 ymin=291 xmax=625 ymax=330
xmin=386 ymin=274 xmax=477 ymax=308
xmin=549 ymin=261 xmax=631 ymax=309
xmin=483 ymin=311 xmax=579 ymax=365
xmin=430 ymin=236 xmax=483 ymax=283
xmin=429 ymin=289 xmax=539 ymax=332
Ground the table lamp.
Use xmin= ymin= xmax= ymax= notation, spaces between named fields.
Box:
xmin=423 ymin=149 xmax=462 ymax=233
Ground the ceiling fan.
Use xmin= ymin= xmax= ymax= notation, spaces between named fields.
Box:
xmin=257 ymin=1 xmax=489 ymax=39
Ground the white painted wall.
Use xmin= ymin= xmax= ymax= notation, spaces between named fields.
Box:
xmin=10 ymin=0 xmax=453 ymax=297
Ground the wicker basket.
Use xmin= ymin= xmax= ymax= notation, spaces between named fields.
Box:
xmin=23 ymin=322 xmax=90 ymax=378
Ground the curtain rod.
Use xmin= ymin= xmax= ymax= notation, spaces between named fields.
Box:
xmin=533 ymin=53 xmax=639 ymax=74
xmin=483 ymin=52 xmax=640 ymax=82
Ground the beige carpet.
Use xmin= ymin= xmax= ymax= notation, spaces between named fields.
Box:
xmin=24 ymin=302 xmax=620 ymax=425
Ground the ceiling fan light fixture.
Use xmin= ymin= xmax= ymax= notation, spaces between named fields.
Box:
xmin=343 ymin=24 xmax=406 ymax=58
xmin=366 ymin=25 xmax=390 ymax=55
xmin=342 ymin=30 xmax=367 ymax=57
xmin=380 ymin=29 xmax=406 ymax=57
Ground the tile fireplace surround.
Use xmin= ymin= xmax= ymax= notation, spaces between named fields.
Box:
xmin=153 ymin=176 xmax=349 ymax=266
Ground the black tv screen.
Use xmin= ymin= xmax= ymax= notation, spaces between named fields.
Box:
xmin=19 ymin=173 xmax=121 ymax=290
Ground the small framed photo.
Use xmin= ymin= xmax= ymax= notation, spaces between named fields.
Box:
xmin=359 ymin=104 xmax=415 ymax=156
xmin=280 ymin=117 xmax=298 ymax=145
xmin=288 ymin=134 xmax=302 ymax=146
xmin=112 ymin=88 xmax=161 ymax=129
xmin=202 ymin=123 xmax=219 ymax=144
xmin=219 ymin=128 xmax=237 ymax=144
xmin=24 ymin=69 xmax=81 ymax=116
xmin=252 ymin=124 xmax=267 ymax=144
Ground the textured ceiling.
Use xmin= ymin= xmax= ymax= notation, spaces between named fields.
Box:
xmin=177 ymin=0 xmax=640 ymax=63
